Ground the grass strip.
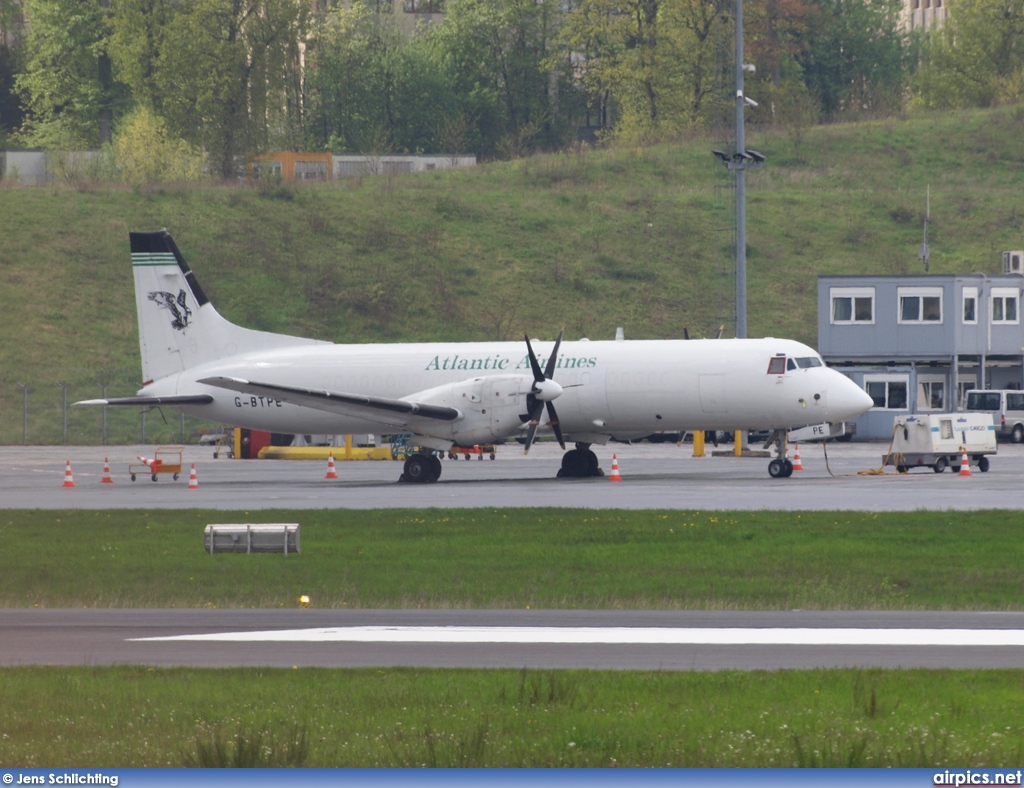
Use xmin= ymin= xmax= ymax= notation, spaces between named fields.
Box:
xmin=2 ymin=508 xmax=1022 ymax=609
xmin=1 ymin=666 xmax=1022 ymax=767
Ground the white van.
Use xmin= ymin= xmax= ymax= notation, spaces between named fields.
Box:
xmin=964 ymin=389 xmax=1024 ymax=443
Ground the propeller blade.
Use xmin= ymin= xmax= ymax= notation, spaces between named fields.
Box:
xmin=522 ymin=400 xmax=544 ymax=454
xmin=524 ymin=335 xmax=545 ymax=383
xmin=545 ymin=401 xmax=565 ymax=449
xmin=542 ymin=329 xmax=564 ymax=380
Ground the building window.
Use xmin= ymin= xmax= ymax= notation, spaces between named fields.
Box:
xmin=917 ymin=375 xmax=945 ymax=410
xmin=403 ymin=0 xmax=444 ymax=11
xmin=898 ymin=287 xmax=943 ymax=324
xmin=865 ymin=375 xmax=908 ymax=409
xmin=830 ymin=287 xmax=874 ymax=324
xmin=962 ymin=287 xmax=978 ymax=324
xmin=991 ymin=287 xmax=1020 ymax=324
xmin=294 ymin=160 xmax=328 ymax=180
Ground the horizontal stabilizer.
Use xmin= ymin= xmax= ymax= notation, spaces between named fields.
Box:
xmin=74 ymin=395 xmax=215 ymax=407
xmin=198 ymin=376 xmax=461 ymax=425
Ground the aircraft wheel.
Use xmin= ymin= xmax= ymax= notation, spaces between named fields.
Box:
xmin=783 ymin=459 xmax=794 ymax=477
xmin=403 ymin=454 xmax=439 ymax=483
xmin=933 ymin=457 xmax=948 ymax=474
xmin=768 ymin=459 xmax=786 ymax=478
xmin=978 ymin=456 xmax=990 ymax=473
xmin=428 ymin=454 xmax=443 ymax=481
xmin=559 ymin=449 xmax=590 ymax=478
xmin=585 ymin=449 xmax=601 ymax=477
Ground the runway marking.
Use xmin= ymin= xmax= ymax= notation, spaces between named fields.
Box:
xmin=130 ymin=626 xmax=1024 ymax=646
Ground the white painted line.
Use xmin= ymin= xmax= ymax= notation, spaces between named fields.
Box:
xmin=130 ymin=626 xmax=1024 ymax=646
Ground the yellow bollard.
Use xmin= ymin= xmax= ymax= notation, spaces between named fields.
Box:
xmin=692 ymin=430 xmax=705 ymax=457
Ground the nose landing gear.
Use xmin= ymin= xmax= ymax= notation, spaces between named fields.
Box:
xmin=766 ymin=430 xmax=794 ymax=478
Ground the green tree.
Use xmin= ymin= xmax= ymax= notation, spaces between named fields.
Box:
xmin=433 ymin=0 xmax=578 ymax=155
xmin=110 ymin=0 xmax=307 ymax=178
xmin=15 ymin=0 xmax=123 ymax=148
xmin=914 ymin=0 xmax=1024 ymax=109
xmin=305 ymin=4 xmax=454 ymax=154
xmin=0 ymin=0 xmax=25 ymax=143
xmin=796 ymin=0 xmax=910 ymax=120
xmin=110 ymin=104 xmax=207 ymax=184
xmin=556 ymin=0 xmax=730 ymax=140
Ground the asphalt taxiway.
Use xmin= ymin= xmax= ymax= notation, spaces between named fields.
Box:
xmin=2 ymin=440 xmax=1022 ymax=510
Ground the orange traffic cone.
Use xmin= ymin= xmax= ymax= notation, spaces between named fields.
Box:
xmin=791 ymin=444 xmax=804 ymax=471
xmin=188 ymin=463 xmax=199 ymax=489
xmin=958 ymin=448 xmax=972 ymax=477
xmin=608 ymin=454 xmax=622 ymax=482
xmin=324 ymin=453 xmax=338 ymax=479
xmin=100 ymin=458 xmax=114 ymax=484
xmin=61 ymin=460 xmax=76 ymax=488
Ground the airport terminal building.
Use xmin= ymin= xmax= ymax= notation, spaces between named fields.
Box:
xmin=818 ymin=258 xmax=1024 ymax=439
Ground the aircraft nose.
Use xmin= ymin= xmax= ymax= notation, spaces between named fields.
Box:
xmin=825 ymin=373 xmax=874 ymax=421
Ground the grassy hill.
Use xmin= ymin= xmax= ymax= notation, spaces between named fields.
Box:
xmin=3 ymin=106 xmax=1024 ymax=444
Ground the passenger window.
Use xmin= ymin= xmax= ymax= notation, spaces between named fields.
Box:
xmin=767 ymin=356 xmax=786 ymax=374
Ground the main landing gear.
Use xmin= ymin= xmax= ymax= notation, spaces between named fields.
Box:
xmin=557 ymin=443 xmax=604 ymax=478
xmin=399 ymin=452 xmax=443 ymax=483
xmin=765 ymin=430 xmax=794 ymax=478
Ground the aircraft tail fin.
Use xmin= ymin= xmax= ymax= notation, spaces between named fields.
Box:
xmin=130 ymin=230 xmax=325 ymax=384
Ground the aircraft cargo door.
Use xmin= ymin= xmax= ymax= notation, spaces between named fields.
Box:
xmin=699 ymin=374 xmax=728 ymax=414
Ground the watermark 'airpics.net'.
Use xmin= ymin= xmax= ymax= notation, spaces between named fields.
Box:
xmin=934 ymin=771 xmax=1024 ymax=786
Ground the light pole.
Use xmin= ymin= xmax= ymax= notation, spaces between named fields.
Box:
xmin=712 ymin=0 xmax=764 ymax=340
xmin=712 ymin=0 xmax=765 ymax=453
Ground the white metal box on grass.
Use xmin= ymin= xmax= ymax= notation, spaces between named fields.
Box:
xmin=884 ymin=413 xmax=996 ymax=474
xmin=205 ymin=523 xmax=300 ymax=554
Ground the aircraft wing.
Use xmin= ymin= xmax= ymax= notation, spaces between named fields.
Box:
xmin=74 ymin=395 xmax=215 ymax=407
xmin=198 ymin=376 xmax=461 ymax=428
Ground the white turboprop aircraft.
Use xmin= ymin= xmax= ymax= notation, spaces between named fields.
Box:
xmin=76 ymin=230 xmax=873 ymax=483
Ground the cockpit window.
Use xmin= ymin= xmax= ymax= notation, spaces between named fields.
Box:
xmin=795 ymin=356 xmax=823 ymax=369
xmin=787 ymin=358 xmax=797 ymax=371
xmin=767 ymin=356 xmax=786 ymax=374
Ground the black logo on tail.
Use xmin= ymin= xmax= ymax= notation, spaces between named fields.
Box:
xmin=148 ymin=290 xmax=192 ymax=330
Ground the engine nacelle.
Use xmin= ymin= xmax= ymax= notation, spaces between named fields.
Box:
xmin=409 ymin=374 xmax=538 ymax=445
